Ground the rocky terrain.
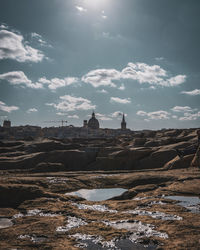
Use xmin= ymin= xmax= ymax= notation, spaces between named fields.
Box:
xmin=0 ymin=128 xmax=200 ymax=249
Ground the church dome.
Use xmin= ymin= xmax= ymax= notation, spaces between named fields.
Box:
xmin=88 ymin=112 xmax=99 ymax=129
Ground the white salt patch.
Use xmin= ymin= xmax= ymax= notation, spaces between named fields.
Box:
xmin=103 ymin=220 xmax=168 ymax=241
xmin=13 ymin=209 xmax=59 ymax=219
xmin=72 ymin=202 xmax=117 ymax=213
xmin=46 ymin=177 xmax=68 ymax=184
xmin=70 ymin=233 xmax=116 ymax=248
xmin=18 ymin=234 xmax=47 ymax=243
xmin=13 ymin=213 xmax=24 ymax=219
xmin=147 ymin=201 xmax=166 ymax=206
xmin=56 ymin=216 xmax=87 ymax=232
xmin=123 ymin=209 xmax=182 ymax=220
xmin=90 ymin=174 xmax=120 ymax=179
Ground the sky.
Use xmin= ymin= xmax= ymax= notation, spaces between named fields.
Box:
xmin=0 ymin=0 xmax=199 ymax=130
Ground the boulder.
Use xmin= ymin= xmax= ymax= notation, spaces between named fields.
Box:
xmin=164 ymin=154 xmax=194 ymax=169
xmin=88 ymin=148 xmax=153 ymax=171
xmin=139 ymin=149 xmax=177 ymax=169
xmin=0 ymin=184 xmax=46 ymax=208
xmin=110 ymin=147 xmax=152 ymax=161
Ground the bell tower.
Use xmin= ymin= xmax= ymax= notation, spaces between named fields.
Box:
xmin=121 ymin=113 xmax=126 ymax=130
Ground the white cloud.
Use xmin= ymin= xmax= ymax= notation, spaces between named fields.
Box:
xmin=82 ymin=62 xmax=186 ymax=88
xmin=179 ymin=112 xmax=200 ymax=121
xmin=159 ymin=75 xmax=186 ymax=87
xmin=155 ymin=57 xmax=164 ymax=61
xmin=171 ymin=106 xmax=195 ymax=113
xmin=137 ymin=110 xmax=170 ymax=120
xmin=0 ymin=24 xmax=8 ymax=29
xmin=111 ymin=111 xmax=123 ymax=118
xmin=0 ymin=71 xmax=78 ymax=90
xmin=38 ymin=77 xmax=78 ymax=90
xmin=121 ymin=62 xmax=167 ymax=84
xmin=118 ymin=83 xmax=125 ymax=90
xmin=76 ymin=6 xmax=87 ymax=12
xmin=110 ymin=97 xmax=131 ymax=104
xmin=171 ymin=106 xmax=200 ymax=121
xmin=56 ymin=112 xmax=67 ymax=116
xmin=149 ymin=86 xmax=156 ymax=90
xmin=68 ymin=115 xmax=79 ymax=119
xmin=102 ymin=15 xmax=107 ymax=19
xmin=31 ymin=32 xmax=52 ymax=48
xmin=0 ymin=101 xmax=19 ymax=113
xmin=46 ymin=95 xmax=96 ymax=112
xmin=27 ymin=108 xmax=38 ymax=113
xmin=95 ymin=113 xmax=112 ymax=121
xmin=97 ymin=89 xmax=108 ymax=94
xmin=82 ymin=69 xmax=121 ymax=88
xmin=0 ymin=71 xmax=43 ymax=89
xmin=181 ymin=89 xmax=200 ymax=96
xmin=0 ymin=29 xmax=45 ymax=62
xmin=137 ymin=110 xmax=147 ymax=116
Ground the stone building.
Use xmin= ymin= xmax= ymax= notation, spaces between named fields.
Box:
xmin=3 ymin=120 xmax=11 ymax=128
xmin=87 ymin=112 xmax=100 ymax=129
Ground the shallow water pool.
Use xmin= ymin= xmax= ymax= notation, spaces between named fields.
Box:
xmin=166 ymin=196 xmax=200 ymax=213
xmin=65 ymin=188 xmax=127 ymax=201
xmin=0 ymin=218 xmax=13 ymax=229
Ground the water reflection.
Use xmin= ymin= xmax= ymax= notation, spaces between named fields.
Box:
xmin=65 ymin=188 xmax=127 ymax=201
xmin=166 ymin=196 xmax=200 ymax=213
xmin=0 ymin=218 xmax=13 ymax=229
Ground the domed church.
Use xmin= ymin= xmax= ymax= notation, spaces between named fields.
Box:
xmin=87 ymin=112 xmax=100 ymax=129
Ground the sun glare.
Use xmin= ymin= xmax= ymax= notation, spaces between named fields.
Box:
xmin=84 ymin=0 xmax=110 ymax=9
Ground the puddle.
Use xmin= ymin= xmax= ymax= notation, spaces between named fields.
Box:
xmin=0 ymin=218 xmax=13 ymax=229
xmin=123 ymin=209 xmax=182 ymax=220
xmin=133 ymin=195 xmax=166 ymax=201
xmin=166 ymin=196 xmax=200 ymax=213
xmin=103 ymin=220 xmax=168 ymax=241
xmin=71 ymin=233 xmax=157 ymax=249
xmin=13 ymin=209 xmax=59 ymax=219
xmin=18 ymin=234 xmax=47 ymax=243
xmin=72 ymin=203 xmax=117 ymax=213
xmin=56 ymin=216 xmax=88 ymax=232
xmin=65 ymin=188 xmax=127 ymax=201
xmin=46 ymin=177 xmax=68 ymax=184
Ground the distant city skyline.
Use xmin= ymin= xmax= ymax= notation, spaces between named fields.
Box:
xmin=0 ymin=0 xmax=200 ymax=130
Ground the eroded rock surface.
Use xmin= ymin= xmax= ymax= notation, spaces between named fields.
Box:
xmin=0 ymin=128 xmax=200 ymax=249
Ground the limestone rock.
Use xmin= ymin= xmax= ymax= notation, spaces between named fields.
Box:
xmin=164 ymin=154 xmax=194 ymax=169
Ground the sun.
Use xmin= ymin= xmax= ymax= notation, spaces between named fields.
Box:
xmin=84 ymin=0 xmax=110 ymax=9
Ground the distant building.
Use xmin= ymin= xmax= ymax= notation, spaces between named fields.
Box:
xmin=87 ymin=112 xmax=100 ymax=129
xmin=83 ymin=120 xmax=88 ymax=128
xmin=3 ymin=120 xmax=11 ymax=128
xmin=121 ymin=114 xmax=127 ymax=130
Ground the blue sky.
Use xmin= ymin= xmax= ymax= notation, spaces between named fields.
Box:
xmin=0 ymin=0 xmax=199 ymax=130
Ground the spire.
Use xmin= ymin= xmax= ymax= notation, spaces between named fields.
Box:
xmin=122 ymin=113 xmax=125 ymax=122
xmin=121 ymin=113 xmax=126 ymax=130
xmin=92 ymin=111 xmax=95 ymax=118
